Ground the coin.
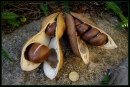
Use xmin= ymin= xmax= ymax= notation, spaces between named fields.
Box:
xmin=69 ymin=71 xmax=79 ymax=82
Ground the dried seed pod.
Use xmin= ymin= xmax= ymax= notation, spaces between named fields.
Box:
xmin=65 ymin=12 xmax=117 ymax=64
xmin=65 ymin=13 xmax=89 ymax=65
xmin=71 ymin=12 xmax=117 ymax=49
xmin=75 ymin=20 xmax=108 ymax=46
xmin=20 ymin=12 xmax=66 ymax=80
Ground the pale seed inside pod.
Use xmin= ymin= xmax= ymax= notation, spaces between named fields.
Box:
xmin=88 ymin=33 xmax=108 ymax=46
xmin=46 ymin=48 xmax=58 ymax=68
xmin=76 ymin=24 xmax=91 ymax=36
xmin=27 ymin=43 xmax=50 ymax=63
xmin=45 ymin=21 xmax=57 ymax=37
xmin=81 ymin=27 xmax=100 ymax=41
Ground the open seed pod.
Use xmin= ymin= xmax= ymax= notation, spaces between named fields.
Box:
xmin=65 ymin=13 xmax=89 ymax=65
xmin=20 ymin=12 xmax=66 ymax=80
xmin=65 ymin=12 xmax=117 ymax=64
xmin=43 ymin=12 xmax=66 ymax=80
xmin=70 ymin=12 xmax=117 ymax=49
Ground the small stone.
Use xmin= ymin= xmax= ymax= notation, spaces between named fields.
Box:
xmin=69 ymin=71 xmax=79 ymax=82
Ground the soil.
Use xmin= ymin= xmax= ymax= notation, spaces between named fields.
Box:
xmin=2 ymin=2 xmax=128 ymax=35
xmin=2 ymin=1 xmax=128 ymax=85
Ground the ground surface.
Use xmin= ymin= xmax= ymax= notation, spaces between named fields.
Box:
xmin=2 ymin=2 xmax=128 ymax=35
xmin=2 ymin=2 xmax=128 ymax=85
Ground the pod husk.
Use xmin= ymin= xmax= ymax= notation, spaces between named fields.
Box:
xmin=70 ymin=12 xmax=117 ymax=49
xmin=43 ymin=12 xmax=66 ymax=79
xmin=20 ymin=12 xmax=65 ymax=72
xmin=65 ymin=13 xmax=89 ymax=65
xmin=65 ymin=12 xmax=117 ymax=64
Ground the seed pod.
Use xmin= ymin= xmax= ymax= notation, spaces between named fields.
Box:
xmin=74 ymin=19 xmax=107 ymax=46
xmin=65 ymin=13 xmax=89 ymax=65
xmin=65 ymin=12 xmax=117 ymax=65
xmin=70 ymin=12 xmax=117 ymax=49
xmin=20 ymin=12 xmax=66 ymax=80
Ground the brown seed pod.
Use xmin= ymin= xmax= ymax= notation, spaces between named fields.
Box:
xmin=20 ymin=12 xmax=66 ymax=80
xmin=65 ymin=12 xmax=117 ymax=64
xmin=65 ymin=13 xmax=89 ymax=65
xmin=28 ymin=43 xmax=50 ymax=63
xmin=74 ymin=17 xmax=107 ymax=46
xmin=70 ymin=12 xmax=117 ymax=49
xmin=74 ymin=18 xmax=108 ymax=46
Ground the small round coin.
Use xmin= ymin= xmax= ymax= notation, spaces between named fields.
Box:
xmin=69 ymin=71 xmax=79 ymax=82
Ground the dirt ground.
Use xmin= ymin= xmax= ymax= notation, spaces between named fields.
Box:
xmin=2 ymin=2 xmax=128 ymax=85
xmin=2 ymin=2 xmax=128 ymax=35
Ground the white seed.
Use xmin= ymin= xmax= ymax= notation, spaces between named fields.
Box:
xmin=69 ymin=71 xmax=79 ymax=82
